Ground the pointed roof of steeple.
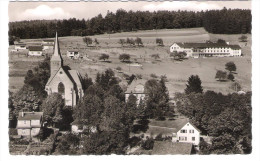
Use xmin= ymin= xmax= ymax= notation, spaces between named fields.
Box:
xmin=51 ymin=32 xmax=63 ymax=62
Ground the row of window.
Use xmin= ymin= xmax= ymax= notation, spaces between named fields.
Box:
xmin=179 ymin=136 xmax=196 ymax=141
xmin=180 ymin=129 xmax=194 ymax=133
xmin=194 ymin=49 xmax=230 ymax=53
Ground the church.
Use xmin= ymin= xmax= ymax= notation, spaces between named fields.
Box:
xmin=45 ymin=32 xmax=84 ymax=107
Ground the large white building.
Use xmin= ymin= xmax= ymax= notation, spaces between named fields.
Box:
xmin=170 ymin=42 xmax=242 ymax=58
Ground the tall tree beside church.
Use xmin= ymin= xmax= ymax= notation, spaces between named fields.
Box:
xmin=73 ymin=95 xmax=104 ymax=129
xmin=41 ymin=93 xmax=64 ymax=127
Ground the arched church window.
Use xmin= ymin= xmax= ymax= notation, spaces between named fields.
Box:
xmin=58 ymin=82 xmax=65 ymax=98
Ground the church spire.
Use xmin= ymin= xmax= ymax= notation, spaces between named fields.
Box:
xmin=53 ymin=32 xmax=62 ymax=58
xmin=50 ymin=32 xmax=63 ymax=76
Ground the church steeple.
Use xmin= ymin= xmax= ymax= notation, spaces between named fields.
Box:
xmin=50 ymin=32 xmax=63 ymax=76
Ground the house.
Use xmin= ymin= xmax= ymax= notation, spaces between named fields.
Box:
xmin=172 ymin=120 xmax=201 ymax=146
xmin=152 ymin=141 xmax=193 ymax=155
xmin=14 ymin=42 xmax=27 ymax=50
xmin=28 ymin=46 xmax=43 ymax=56
xmin=71 ymin=120 xmax=97 ymax=134
xmin=67 ymin=50 xmax=80 ymax=59
xmin=16 ymin=111 xmax=43 ymax=138
xmin=42 ymin=39 xmax=54 ymax=50
xmin=125 ymin=78 xmax=146 ymax=104
xmin=45 ymin=32 xmax=84 ymax=107
xmin=170 ymin=42 xmax=242 ymax=58
xmin=42 ymin=39 xmax=54 ymax=45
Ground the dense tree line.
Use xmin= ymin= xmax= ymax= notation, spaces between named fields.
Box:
xmin=9 ymin=8 xmax=251 ymax=39
xmin=174 ymin=91 xmax=251 ymax=154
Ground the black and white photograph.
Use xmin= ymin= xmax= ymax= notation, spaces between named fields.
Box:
xmin=1 ymin=0 xmax=260 ymax=159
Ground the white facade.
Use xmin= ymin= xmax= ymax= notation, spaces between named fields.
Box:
xmin=16 ymin=112 xmax=43 ymax=137
xmin=173 ymin=122 xmax=201 ymax=146
xmin=125 ymin=80 xmax=146 ymax=105
xmin=28 ymin=51 xmax=43 ymax=56
xmin=170 ymin=43 xmax=242 ymax=58
xmin=43 ymin=45 xmax=54 ymax=51
xmin=67 ymin=51 xmax=80 ymax=59
xmin=71 ymin=125 xmax=97 ymax=134
xmin=14 ymin=44 xmax=27 ymax=50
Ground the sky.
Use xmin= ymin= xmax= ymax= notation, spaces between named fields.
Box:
xmin=8 ymin=1 xmax=251 ymax=22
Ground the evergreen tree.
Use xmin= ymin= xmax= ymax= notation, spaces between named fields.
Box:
xmin=185 ymin=75 xmax=203 ymax=94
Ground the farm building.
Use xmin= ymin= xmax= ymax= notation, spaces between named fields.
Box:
xmin=172 ymin=120 xmax=201 ymax=146
xmin=42 ymin=39 xmax=54 ymax=50
xmin=14 ymin=42 xmax=27 ymax=50
xmin=67 ymin=50 xmax=80 ymax=59
xmin=125 ymin=78 xmax=146 ymax=104
xmin=16 ymin=111 xmax=43 ymax=138
xmin=45 ymin=32 xmax=84 ymax=107
xmin=28 ymin=46 xmax=43 ymax=56
xmin=170 ymin=42 xmax=242 ymax=58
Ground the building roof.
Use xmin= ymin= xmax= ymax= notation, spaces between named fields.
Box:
xmin=17 ymin=112 xmax=43 ymax=121
xmin=42 ymin=39 xmax=54 ymax=42
xmin=174 ymin=42 xmax=241 ymax=49
xmin=51 ymin=32 xmax=63 ymax=62
xmin=67 ymin=50 xmax=79 ymax=52
xmin=15 ymin=43 xmax=26 ymax=46
xmin=43 ymin=44 xmax=54 ymax=46
xmin=175 ymin=119 xmax=202 ymax=133
xmin=152 ymin=141 xmax=192 ymax=155
xmin=28 ymin=46 xmax=42 ymax=51
xmin=229 ymin=45 xmax=241 ymax=50
xmin=68 ymin=70 xmax=83 ymax=88
xmin=125 ymin=79 xmax=146 ymax=94
xmin=46 ymin=67 xmax=83 ymax=90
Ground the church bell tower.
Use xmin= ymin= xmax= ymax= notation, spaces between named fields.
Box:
xmin=50 ymin=32 xmax=63 ymax=76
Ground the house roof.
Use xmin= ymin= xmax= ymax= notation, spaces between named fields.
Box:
xmin=174 ymin=42 xmax=241 ymax=49
xmin=18 ymin=112 xmax=43 ymax=121
xmin=15 ymin=43 xmax=26 ymax=46
xmin=67 ymin=50 xmax=79 ymax=52
xmin=28 ymin=46 xmax=42 ymax=51
xmin=42 ymin=39 xmax=54 ymax=42
xmin=175 ymin=119 xmax=201 ymax=133
xmin=152 ymin=141 xmax=192 ymax=155
xmin=43 ymin=44 xmax=54 ymax=46
xmin=125 ymin=79 xmax=146 ymax=94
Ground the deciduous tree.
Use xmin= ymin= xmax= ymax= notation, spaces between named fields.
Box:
xmin=225 ymin=62 xmax=237 ymax=73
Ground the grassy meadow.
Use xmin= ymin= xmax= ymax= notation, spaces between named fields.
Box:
xmin=9 ymin=27 xmax=251 ymax=96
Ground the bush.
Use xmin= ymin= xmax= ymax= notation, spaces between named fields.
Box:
xmin=136 ymin=74 xmax=142 ymax=79
xmin=227 ymin=73 xmax=235 ymax=81
xmin=150 ymin=73 xmax=158 ymax=78
xmin=116 ymin=66 xmax=122 ymax=71
xmin=155 ymin=133 xmax=163 ymax=141
xmin=141 ymin=138 xmax=154 ymax=150
xmin=128 ymin=136 xmax=142 ymax=148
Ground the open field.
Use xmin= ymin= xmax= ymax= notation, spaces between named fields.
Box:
xmin=9 ymin=27 xmax=251 ymax=95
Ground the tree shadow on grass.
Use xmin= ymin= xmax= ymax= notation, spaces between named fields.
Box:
xmin=216 ymin=79 xmax=228 ymax=82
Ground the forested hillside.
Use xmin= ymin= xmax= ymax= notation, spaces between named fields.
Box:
xmin=9 ymin=8 xmax=251 ymax=39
